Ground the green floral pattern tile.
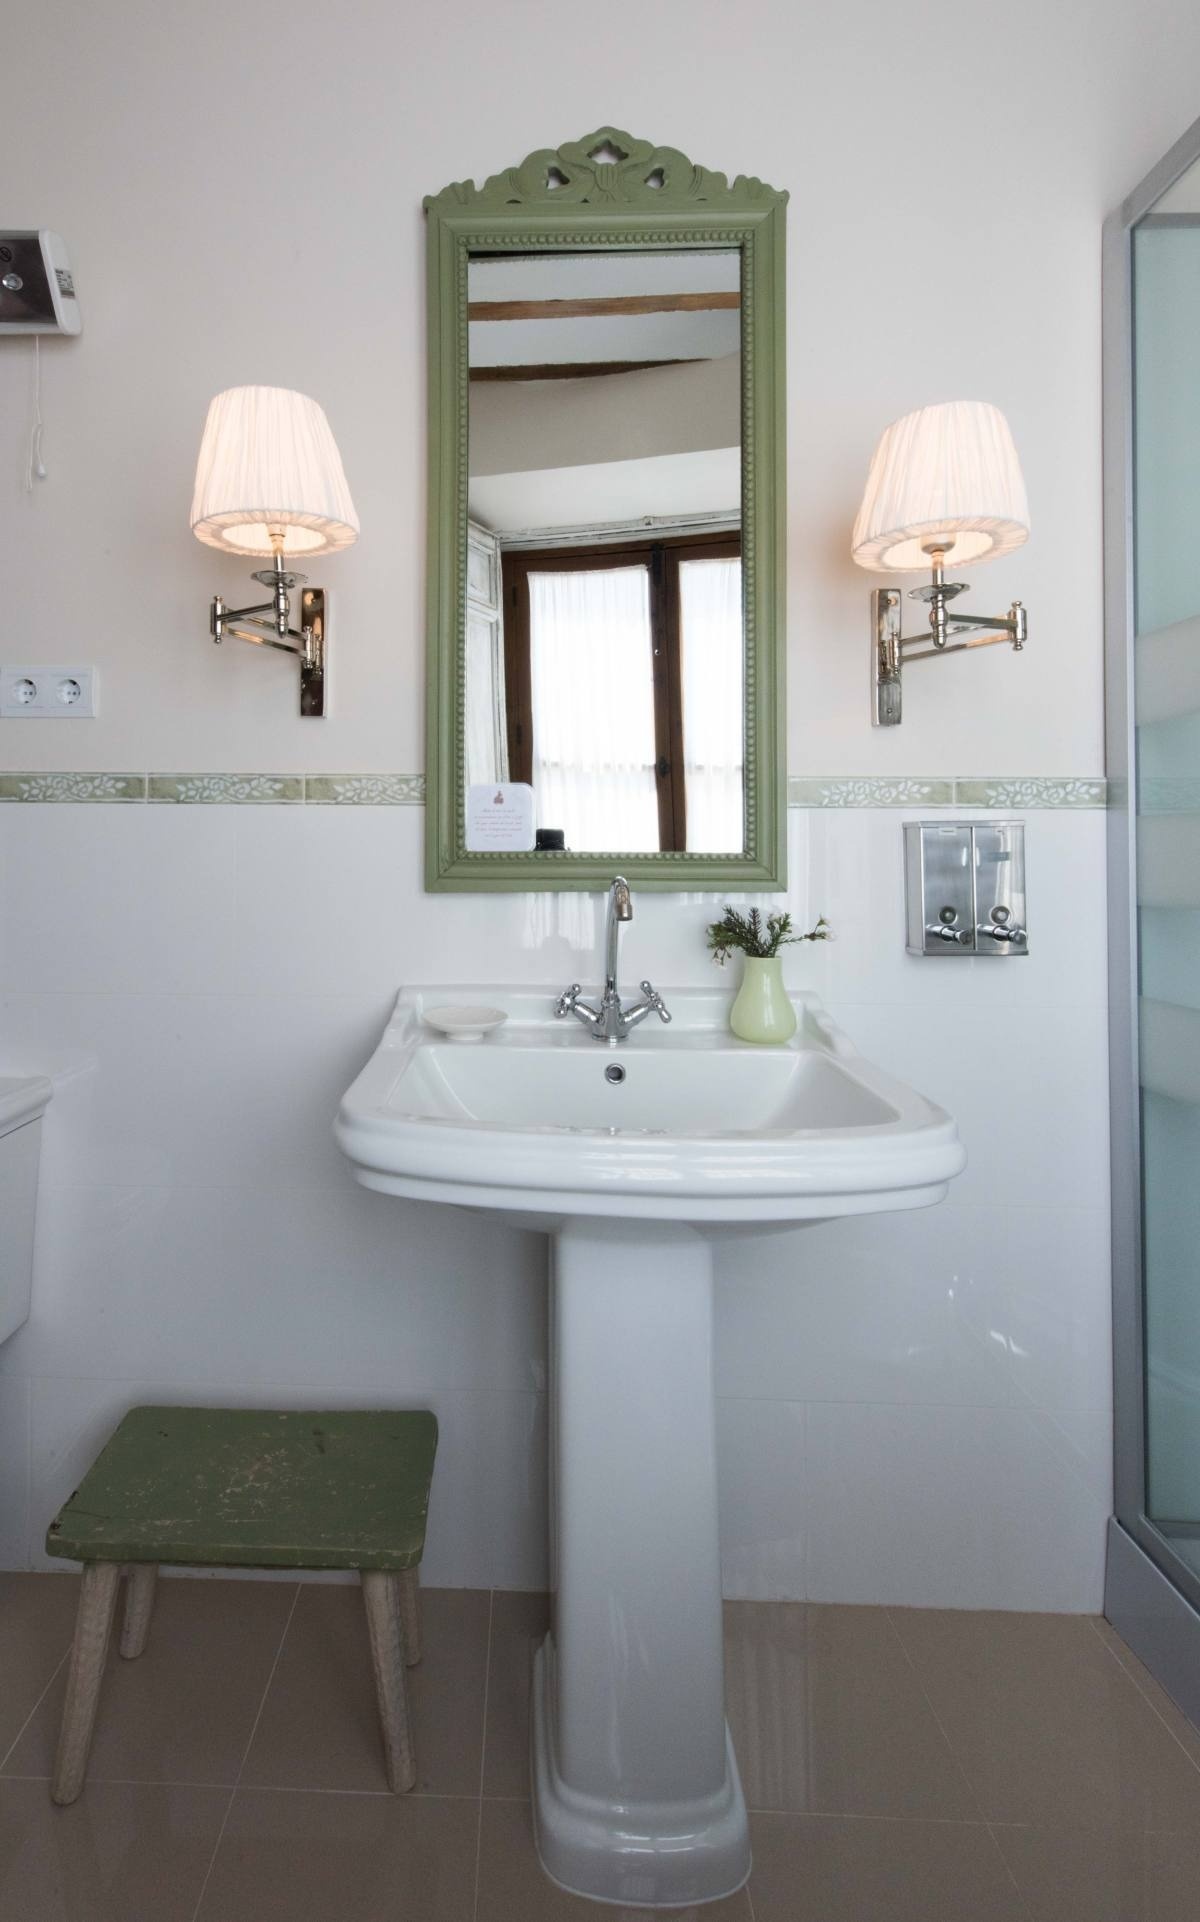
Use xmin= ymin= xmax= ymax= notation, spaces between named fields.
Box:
xmin=305 ymin=775 xmax=425 ymax=805
xmin=787 ymin=778 xmax=955 ymax=808
xmin=953 ymin=777 xmax=1107 ymax=808
xmin=0 ymin=773 xmax=145 ymax=802
xmin=148 ymin=775 xmax=303 ymax=804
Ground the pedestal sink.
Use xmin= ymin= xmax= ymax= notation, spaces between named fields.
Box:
xmin=336 ymin=985 xmax=964 ymax=1908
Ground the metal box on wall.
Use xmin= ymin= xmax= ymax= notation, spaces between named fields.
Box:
xmin=903 ymin=821 xmax=1028 ymax=956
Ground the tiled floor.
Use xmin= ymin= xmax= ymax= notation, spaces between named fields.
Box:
xmin=3 ymin=1576 xmax=1200 ymax=1920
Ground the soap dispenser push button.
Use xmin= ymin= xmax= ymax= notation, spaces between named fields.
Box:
xmin=926 ymin=906 xmax=972 ymax=946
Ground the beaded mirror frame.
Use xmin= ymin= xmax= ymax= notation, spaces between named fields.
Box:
xmin=423 ymin=129 xmax=788 ymax=891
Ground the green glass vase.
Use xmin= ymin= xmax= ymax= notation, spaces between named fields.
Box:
xmin=729 ymin=955 xmax=797 ymax=1044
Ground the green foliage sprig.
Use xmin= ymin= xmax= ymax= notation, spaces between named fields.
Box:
xmin=706 ymin=907 xmax=831 ymax=966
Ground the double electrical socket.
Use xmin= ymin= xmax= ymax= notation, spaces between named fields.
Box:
xmin=0 ymin=666 xmax=97 ymax=718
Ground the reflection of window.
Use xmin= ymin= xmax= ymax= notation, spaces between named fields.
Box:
xmin=529 ymin=564 xmax=659 ymax=852
xmin=679 ymin=556 xmax=744 ymax=852
xmin=465 ymin=524 xmax=507 ymax=786
xmin=502 ymin=534 xmax=742 ymax=853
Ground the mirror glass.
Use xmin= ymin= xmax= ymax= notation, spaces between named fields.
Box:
xmin=464 ymin=247 xmax=743 ymax=855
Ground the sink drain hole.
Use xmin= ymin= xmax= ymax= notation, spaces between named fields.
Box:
xmin=605 ymin=1063 xmax=626 ymax=1085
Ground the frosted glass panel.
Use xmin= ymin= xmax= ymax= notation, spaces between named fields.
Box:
xmin=1134 ymin=204 xmax=1200 ymax=1539
xmin=1134 ymin=223 xmax=1200 ymax=637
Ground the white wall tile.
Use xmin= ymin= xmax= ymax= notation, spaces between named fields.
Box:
xmin=1 ymin=806 xmax=240 ymax=997
xmin=6 ymin=1179 xmax=546 ymax=1395
xmin=805 ymin=1401 xmax=1110 ymax=1611
xmin=995 ymin=1205 xmax=1113 ymax=1417
xmin=808 ymin=810 xmax=1108 ymax=1017
xmin=716 ymin=1397 xmax=806 ymax=1600
xmin=714 ymin=1202 xmax=1014 ymax=1407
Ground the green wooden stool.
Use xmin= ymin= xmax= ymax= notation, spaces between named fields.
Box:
xmin=45 ymin=1406 xmax=438 ymax=1806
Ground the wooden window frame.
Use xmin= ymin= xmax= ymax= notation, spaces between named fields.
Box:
xmin=500 ymin=531 xmax=741 ymax=854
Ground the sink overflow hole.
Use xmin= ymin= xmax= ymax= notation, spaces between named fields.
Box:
xmin=605 ymin=1063 xmax=626 ymax=1085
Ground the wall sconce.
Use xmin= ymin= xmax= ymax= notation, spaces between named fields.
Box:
xmin=190 ymin=386 xmax=358 ymax=717
xmin=851 ymin=401 xmax=1029 ymax=727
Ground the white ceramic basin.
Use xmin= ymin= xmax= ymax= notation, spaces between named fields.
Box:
xmin=336 ymin=985 xmax=965 ymax=1908
xmin=336 ymin=986 xmax=963 ymax=1226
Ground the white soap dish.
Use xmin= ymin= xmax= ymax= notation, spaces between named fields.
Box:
xmin=423 ymin=1005 xmax=508 ymax=1043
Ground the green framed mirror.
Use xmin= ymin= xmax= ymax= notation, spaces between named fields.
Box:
xmin=423 ymin=129 xmax=787 ymax=891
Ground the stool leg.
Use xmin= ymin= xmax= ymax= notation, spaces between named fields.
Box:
xmin=52 ymin=1562 xmax=121 ymax=1806
xmin=361 ymin=1572 xmax=416 ymax=1793
xmin=119 ymin=1565 xmax=158 ymax=1660
xmin=398 ymin=1567 xmax=422 ymax=1667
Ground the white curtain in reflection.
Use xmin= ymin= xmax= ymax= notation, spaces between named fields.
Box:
xmin=529 ymin=565 xmax=659 ymax=852
xmin=680 ymin=556 xmax=744 ymax=852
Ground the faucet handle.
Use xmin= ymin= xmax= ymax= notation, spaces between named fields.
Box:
xmin=639 ymin=980 xmax=672 ymax=1023
xmin=555 ymin=984 xmax=583 ymax=1017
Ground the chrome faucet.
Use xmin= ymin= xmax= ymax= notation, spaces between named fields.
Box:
xmin=555 ymin=876 xmax=672 ymax=1042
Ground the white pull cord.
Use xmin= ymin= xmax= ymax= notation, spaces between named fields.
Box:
xmin=25 ymin=336 xmax=46 ymax=490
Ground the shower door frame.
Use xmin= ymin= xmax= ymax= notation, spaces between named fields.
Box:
xmin=1104 ymin=106 xmax=1200 ymax=1720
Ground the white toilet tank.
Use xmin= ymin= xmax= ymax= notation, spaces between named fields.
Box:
xmin=0 ymin=1076 xmax=52 ymax=1346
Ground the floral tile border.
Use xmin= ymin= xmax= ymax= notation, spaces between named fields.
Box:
xmin=149 ymin=774 xmax=303 ymax=804
xmin=787 ymin=777 xmax=954 ymax=808
xmin=0 ymin=772 xmax=1106 ymax=808
xmin=953 ymin=777 xmax=1107 ymax=809
xmin=305 ymin=774 xmax=426 ymax=805
xmin=787 ymin=776 xmax=1107 ymax=808
xmin=0 ymin=772 xmax=145 ymax=803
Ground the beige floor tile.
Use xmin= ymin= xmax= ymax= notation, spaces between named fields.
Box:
xmin=1091 ymin=1619 xmax=1200 ymax=1773
xmin=3 ymin=1574 xmax=297 ymax=1788
xmin=240 ymin=1584 xmax=489 ymax=1795
xmin=484 ymin=1589 xmax=549 ymax=1798
xmin=0 ymin=1777 xmax=229 ymax=1922
xmin=748 ymin=1811 xmax=1027 ymax=1922
xmin=889 ymin=1608 xmax=1200 ymax=1830
xmin=475 ymin=1800 xmax=752 ymax=1920
xmin=724 ymin=1601 xmax=977 ymax=1818
xmin=0 ymin=1575 xmax=80 ymax=1760
xmin=993 ymin=1823 xmax=1200 ymax=1921
xmin=195 ymin=1787 xmax=476 ymax=1922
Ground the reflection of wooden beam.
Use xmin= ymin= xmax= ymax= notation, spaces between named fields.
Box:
xmin=468 ymin=292 xmax=740 ymax=321
xmin=471 ymin=358 xmax=699 ymax=383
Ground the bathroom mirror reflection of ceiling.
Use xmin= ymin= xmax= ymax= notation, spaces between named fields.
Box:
xmin=464 ymin=247 xmax=744 ymax=858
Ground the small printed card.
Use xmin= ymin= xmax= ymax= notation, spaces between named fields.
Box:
xmin=466 ymin=782 xmax=536 ymax=852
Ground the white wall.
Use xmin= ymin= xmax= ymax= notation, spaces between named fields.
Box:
xmin=1 ymin=0 xmax=1196 ymax=1606
xmin=1 ymin=0 xmax=1197 ymax=776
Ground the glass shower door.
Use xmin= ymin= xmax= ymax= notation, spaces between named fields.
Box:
xmin=1131 ymin=168 xmax=1200 ymax=1597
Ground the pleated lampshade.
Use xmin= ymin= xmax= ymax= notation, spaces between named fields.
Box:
xmin=851 ymin=401 xmax=1029 ymax=572
xmin=190 ymin=386 xmax=359 ymax=559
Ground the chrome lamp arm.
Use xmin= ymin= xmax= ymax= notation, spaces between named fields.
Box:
xmin=872 ymin=548 xmax=1027 ymax=727
xmin=210 ymin=601 xmax=311 ymax=656
xmin=207 ymin=553 xmax=328 ymax=716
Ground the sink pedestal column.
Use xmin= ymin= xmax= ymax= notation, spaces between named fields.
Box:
xmin=533 ymin=1218 xmax=749 ymax=1908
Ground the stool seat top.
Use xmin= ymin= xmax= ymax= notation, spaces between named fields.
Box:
xmin=46 ymin=1407 xmax=438 ymax=1572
